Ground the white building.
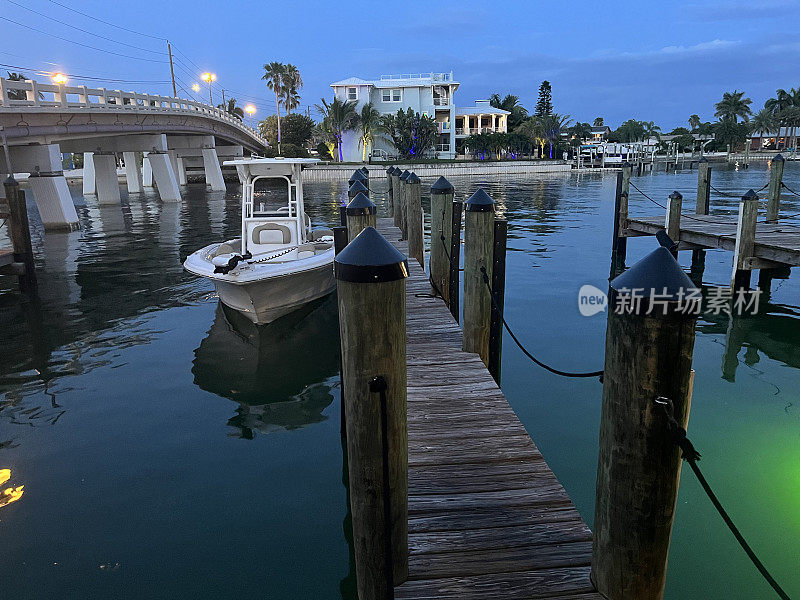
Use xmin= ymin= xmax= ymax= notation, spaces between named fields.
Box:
xmin=330 ymin=72 xmax=508 ymax=161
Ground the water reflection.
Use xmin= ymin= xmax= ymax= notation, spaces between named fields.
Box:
xmin=0 ymin=468 xmax=24 ymax=508
xmin=192 ymin=295 xmax=341 ymax=438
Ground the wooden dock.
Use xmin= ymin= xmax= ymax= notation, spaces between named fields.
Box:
xmin=626 ymin=215 xmax=800 ymax=266
xmin=374 ymin=218 xmax=600 ymax=599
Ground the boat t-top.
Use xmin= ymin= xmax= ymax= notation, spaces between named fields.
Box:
xmin=183 ymin=157 xmax=335 ymax=325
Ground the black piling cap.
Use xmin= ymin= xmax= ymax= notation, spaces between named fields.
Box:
xmin=346 ymin=192 xmax=377 ymax=215
xmin=431 ymin=176 xmax=454 ymax=194
xmin=391 ymin=166 xmax=400 ymax=175
xmin=360 ymin=166 xmax=369 ymax=177
xmin=351 ymin=169 xmax=368 ymax=182
xmin=622 ymin=161 xmax=631 ymax=168
xmin=669 ymin=190 xmax=682 ymax=200
xmin=610 ymin=246 xmax=698 ymax=307
xmin=699 ymin=156 xmax=708 ymax=163
xmin=335 ymin=226 xmax=409 ymax=283
xmin=465 ymin=188 xmax=495 ymax=212
xmin=773 ymin=153 xmax=784 ymax=162
xmin=386 ymin=166 xmax=394 ymax=174
xmin=742 ymin=189 xmax=759 ymax=201
xmin=406 ymin=172 xmax=420 ymax=184
xmin=399 ymin=169 xmax=411 ymax=181
xmin=348 ymin=180 xmax=368 ymax=197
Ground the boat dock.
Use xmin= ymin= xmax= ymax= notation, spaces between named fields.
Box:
xmin=374 ymin=217 xmax=599 ymax=599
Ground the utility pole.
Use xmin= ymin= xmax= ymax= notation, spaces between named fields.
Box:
xmin=167 ymin=41 xmax=177 ymax=98
xmin=222 ymin=88 xmax=226 ymax=107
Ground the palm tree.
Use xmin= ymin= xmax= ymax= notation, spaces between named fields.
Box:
xmin=315 ymin=97 xmax=359 ymax=162
xmin=358 ymin=102 xmax=382 ymax=161
xmin=750 ymin=107 xmax=777 ymax=149
xmin=282 ymin=64 xmax=303 ymax=113
xmin=688 ymin=114 xmax=701 ymax=131
xmin=217 ymin=98 xmax=245 ymax=120
xmin=518 ymin=117 xmax=547 ymax=158
xmin=489 ymin=93 xmax=528 ymax=130
xmin=714 ymin=90 xmax=753 ymax=123
xmin=643 ymin=121 xmax=662 ymax=142
xmin=262 ymin=62 xmax=286 ymax=152
xmin=6 ymin=71 xmax=42 ymax=100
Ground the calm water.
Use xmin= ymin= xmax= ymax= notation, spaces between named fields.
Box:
xmin=1 ymin=163 xmax=798 ymax=598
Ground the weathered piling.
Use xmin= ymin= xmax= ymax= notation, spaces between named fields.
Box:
xmin=3 ymin=176 xmax=37 ymax=293
xmin=349 ymin=179 xmax=368 ymax=201
xmin=405 ymin=173 xmax=424 ymax=267
xmin=386 ymin=166 xmax=394 ymax=215
xmin=335 ymin=226 xmax=409 ymax=597
xmin=691 ymin=159 xmax=711 ymax=282
xmin=462 ymin=189 xmax=495 ymax=365
xmin=766 ymin=153 xmax=785 ymax=223
xmin=429 ymin=176 xmax=455 ymax=302
xmin=346 ymin=192 xmax=377 ymax=242
xmin=666 ymin=191 xmax=683 ymax=258
xmin=487 ymin=218 xmax=507 ymax=384
xmin=391 ymin=168 xmax=402 ymax=228
xmin=398 ymin=170 xmax=411 ymax=239
xmin=449 ymin=200 xmax=463 ymax=323
xmin=731 ymin=190 xmax=759 ymax=291
xmin=349 ymin=169 xmax=369 ymax=190
xmin=592 ymin=246 xmax=698 ymax=600
xmin=610 ymin=171 xmax=628 ymax=277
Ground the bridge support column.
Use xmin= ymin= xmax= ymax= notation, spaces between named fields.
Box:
xmin=26 ymin=174 xmax=80 ymax=231
xmin=142 ymin=153 xmax=153 ymax=187
xmin=82 ymin=152 xmax=96 ymax=195
xmin=147 ymin=152 xmax=181 ymax=202
xmin=93 ymin=153 xmax=121 ymax=205
xmin=176 ymin=158 xmax=187 ymax=185
xmin=168 ymin=151 xmax=181 ymax=184
xmin=202 ymin=148 xmax=226 ymax=191
xmin=123 ymin=152 xmax=143 ymax=193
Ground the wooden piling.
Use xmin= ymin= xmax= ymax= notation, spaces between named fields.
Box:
xmin=731 ymin=190 xmax=759 ymax=291
xmin=462 ymin=188 xmax=495 ymax=365
xmin=398 ymin=170 xmax=411 ymax=239
xmin=3 ymin=176 xmax=36 ymax=293
xmin=610 ymin=171 xmax=628 ymax=277
xmin=386 ymin=166 xmax=394 ymax=216
xmin=391 ymin=169 xmax=402 ymax=229
xmin=346 ymin=192 xmax=377 ymax=242
xmin=487 ymin=218 xmax=507 ymax=384
xmin=592 ymin=247 xmax=698 ymax=600
xmin=766 ymin=153 xmax=785 ymax=223
xmin=405 ymin=173 xmax=424 ymax=267
xmin=449 ymin=200 xmax=463 ymax=323
xmin=429 ymin=176 xmax=455 ymax=302
xmin=349 ymin=169 xmax=369 ymax=191
xmin=666 ymin=191 xmax=683 ymax=257
xmin=335 ymin=226 xmax=409 ymax=597
xmin=696 ymin=158 xmax=711 ymax=215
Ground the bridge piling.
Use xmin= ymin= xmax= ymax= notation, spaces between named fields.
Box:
xmin=122 ymin=152 xmax=143 ymax=194
xmin=146 ymin=152 xmax=181 ymax=202
xmin=92 ymin=153 xmax=122 ymax=205
xmin=82 ymin=152 xmax=96 ymax=195
xmin=202 ymin=148 xmax=226 ymax=191
xmin=142 ymin=153 xmax=154 ymax=188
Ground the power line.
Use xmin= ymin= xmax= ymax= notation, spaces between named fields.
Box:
xmin=0 ymin=61 xmax=171 ymax=84
xmin=1 ymin=15 xmax=168 ymax=63
xmin=3 ymin=0 xmax=164 ymax=55
xmin=43 ymin=0 xmax=165 ymax=40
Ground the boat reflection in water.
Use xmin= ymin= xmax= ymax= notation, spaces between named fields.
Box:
xmin=192 ymin=294 xmax=340 ymax=438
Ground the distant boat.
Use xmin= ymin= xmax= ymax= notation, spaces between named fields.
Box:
xmin=183 ymin=158 xmax=335 ymax=324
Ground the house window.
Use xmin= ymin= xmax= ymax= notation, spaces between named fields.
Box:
xmin=382 ymin=89 xmax=402 ymax=102
xmin=347 ymin=87 xmax=357 ymax=101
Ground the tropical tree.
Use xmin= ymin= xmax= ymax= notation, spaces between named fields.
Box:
xmin=688 ymin=114 xmax=701 ymax=131
xmin=518 ymin=117 xmax=547 ymax=158
xmin=218 ymin=98 xmax=245 ymax=120
xmin=489 ymin=93 xmax=528 ymax=130
xmin=314 ymin=96 xmax=359 ymax=162
xmin=282 ymin=64 xmax=303 ymax=113
xmin=765 ymin=88 xmax=800 ymax=150
xmin=593 ymin=117 xmax=604 ymax=127
xmin=569 ymin=122 xmax=592 ymax=142
xmin=668 ymin=127 xmax=695 ymax=151
xmin=540 ymin=113 xmax=572 ymax=158
xmin=750 ymin=107 xmax=777 ymax=140
xmin=714 ymin=119 xmax=748 ymax=149
xmin=714 ymin=90 xmax=753 ymax=123
xmin=358 ymin=102 xmax=382 ymax=161
xmin=6 ymin=71 xmax=43 ymax=100
xmin=535 ymin=81 xmax=553 ymax=117
xmin=612 ymin=119 xmax=647 ymax=143
xmin=464 ymin=132 xmax=493 ymax=160
xmin=380 ymin=108 xmax=438 ymax=159
xmin=262 ymin=62 xmax=286 ymax=152
xmin=259 ymin=113 xmax=315 ymax=148
xmin=642 ymin=121 xmax=662 ymax=141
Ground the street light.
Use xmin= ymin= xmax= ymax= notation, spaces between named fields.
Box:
xmin=201 ymin=72 xmax=216 ymax=105
xmin=244 ymin=104 xmax=256 ymax=127
xmin=192 ymin=83 xmax=200 ymax=93
xmin=51 ymin=73 xmax=68 ymax=85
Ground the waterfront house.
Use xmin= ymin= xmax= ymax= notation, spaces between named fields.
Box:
xmin=330 ymin=72 xmax=508 ymax=161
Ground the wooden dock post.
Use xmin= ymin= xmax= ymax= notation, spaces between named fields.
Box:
xmin=335 ymin=226 xmax=409 ymax=598
xmin=487 ymin=218 xmax=507 ymax=384
xmin=766 ymin=153 xmax=785 ymax=223
xmin=346 ymin=192 xmax=377 ymax=242
xmin=592 ymin=246 xmax=698 ymax=600
xmin=731 ymin=189 xmax=759 ymax=291
xmin=386 ymin=166 xmax=394 ymax=216
xmin=691 ymin=159 xmax=711 ymax=282
xmin=398 ymin=170 xmax=411 ymax=239
xmin=610 ymin=171 xmax=628 ymax=278
xmin=449 ymin=200 xmax=463 ymax=323
xmin=391 ymin=168 xmax=402 ymax=228
xmin=349 ymin=179 xmax=368 ymax=202
xmin=462 ymin=188 xmax=495 ymax=365
xmin=405 ymin=173 xmax=424 ymax=267
xmin=349 ymin=169 xmax=369 ymax=191
xmin=3 ymin=175 xmax=37 ymax=293
xmin=666 ymin=191 xmax=683 ymax=258
xmin=429 ymin=176 xmax=454 ymax=302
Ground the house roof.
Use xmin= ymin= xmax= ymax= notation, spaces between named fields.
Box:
xmin=456 ymin=104 xmax=510 ymax=116
xmin=330 ymin=77 xmax=372 ymax=87
xmin=591 ymin=126 xmax=611 ymax=133
xmin=331 ymin=74 xmax=460 ymax=90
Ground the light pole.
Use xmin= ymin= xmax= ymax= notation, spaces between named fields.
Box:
xmin=245 ymin=104 xmax=257 ymax=129
xmin=201 ymin=72 xmax=216 ymax=105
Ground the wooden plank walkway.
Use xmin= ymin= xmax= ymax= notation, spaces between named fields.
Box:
xmin=627 ymin=215 xmax=800 ymax=266
xmin=374 ymin=218 xmax=600 ymax=600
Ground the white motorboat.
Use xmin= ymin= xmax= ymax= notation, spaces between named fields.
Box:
xmin=183 ymin=157 xmax=335 ymax=325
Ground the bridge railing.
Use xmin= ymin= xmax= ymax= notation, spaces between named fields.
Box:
xmin=0 ymin=77 xmax=266 ymax=145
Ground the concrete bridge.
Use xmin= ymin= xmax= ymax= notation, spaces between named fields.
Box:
xmin=0 ymin=76 xmax=267 ymax=230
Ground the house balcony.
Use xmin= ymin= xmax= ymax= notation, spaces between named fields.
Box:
xmin=438 ymin=122 xmax=452 ymax=133
xmin=433 ymin=98 xmax=451 ymax=107
xmin=456 ymin=127 xmax=503 ymax=137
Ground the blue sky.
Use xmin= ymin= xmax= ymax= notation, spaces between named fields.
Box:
xmin=2 ymin=0 xmax=799 ymax=130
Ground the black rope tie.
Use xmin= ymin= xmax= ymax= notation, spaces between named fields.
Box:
xmin=655 ymin=397 xmax=792 ymax=600
xmin=479 ymin=266 xmax=603 ymax=380
xmin=369 ymin=376 xmax=395 ymax=600
xmin=628 ymin=181 xmax=730 ymax=225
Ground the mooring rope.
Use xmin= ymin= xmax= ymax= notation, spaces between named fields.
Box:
xmin=628 ymin=181 xmax=727 ymax=225
xmin=479 ymin=266 xmax=603 ymax=380
xmin=654 ymin=397 xmax=792 ymax=600
xmin=781 ymin=181 xmax=800 ymax=198
xmin=709 ymin=182 xmax=769 ymax=198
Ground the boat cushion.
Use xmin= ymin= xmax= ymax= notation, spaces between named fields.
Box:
xmin=252 ymin=223 xmax=292 ymax=245
xmin=311 ymin=229 xmax=335 ymax=241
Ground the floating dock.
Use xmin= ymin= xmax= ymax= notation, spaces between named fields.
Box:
xmin=374 ymin=218 xmax=600 ymax=599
